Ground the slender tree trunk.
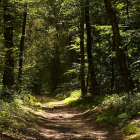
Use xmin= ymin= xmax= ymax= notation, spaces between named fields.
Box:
xmin=51 ymin=59 xmax=56 ymax=93
xmin=80 ymin=0 xmax=86 ymax=98
xmin=111 ymin=36 xmax=115 ymax=91
xmin=18 ymin=3 xmax=27 ymax=85
xmin=56 ymin=25 xmax=60 ymax=88
xmin=85 ymin=65 xmax=89 ymax=94
xmin=69 ymin=35 xmax=74 ymax=79
xmin=108 ymin=34 xmax=115 ymax=92
xmin=52 ymin=59 xmax=56 ymax=93
xmin=3 ymin=0 xmax=14 ymax=88
xmin=56 ymin=45 xmax=60 ymax=87
xmin=85 ymin=0 xmax=98 ymax=96
xmin=104 ymin=0 xmax=134 ymax=92
xmin=51 ymin=66 xmax=54 ymax=93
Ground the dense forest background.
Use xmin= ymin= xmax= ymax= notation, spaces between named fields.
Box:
xmin=0 ymin=0 xmax=140 ymax=98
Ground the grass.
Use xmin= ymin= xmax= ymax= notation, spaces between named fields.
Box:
xmin=0 ymin=90 xmax=42 ymax=139
xmin=41 ymin=91 xmax=50 ymax=95
xmin=56 ymin=90 xmax=91 ymax=109
xmin=55 ymin=91 xmax=71 ymax=100
xmin=123 ymin=123 xmax=139 ymax=135
xmin=63 ymin=90 xmax=81 ymax=103
xmin=44 ymin=98 xmax=52 ymax=103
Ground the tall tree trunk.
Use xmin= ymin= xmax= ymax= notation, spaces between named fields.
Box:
xmin=104 ymin=0 xmax=134 ymax=92
xmin=51 ymin=65 xmax=54 ymax=93
xmin=108 ymin=34 xmax=115 ymax=92
xmin=85 ymin=0 xmax=98 ymax=96
xmin=111 ymin=36 xmax=115 ymax=91
xmin=3 ymin=0 xmax=14 ymax=88
xmin=56 ymin=46 xmax=60 ymax=86
xmin=56 ymin=25 xmax=60 ymax=88
xmin=80 ymin=0 xmax=86 ymax=98
xmin=18 ymin=3 xmax=27 ymax=85
xmin=85 ymin=65 xmax=89 ymax=94
xmin=52 ymin=59 xmax=56 ymax=93
xmin=69 ymin=35 xmax=74 ymax=79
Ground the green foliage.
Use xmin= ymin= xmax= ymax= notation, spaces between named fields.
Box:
xmin=55 ymin=91 xmax=71 ymax=100
xmin=67 ymin=99 xmax=90 ymax=110
xmin=0 ymin=0 xmax=140 ymax=138
xmin=96 ymin=110 xmax=121 ymax=124
xmin=55 ymin=90 xmax=81 ymax=101
xmin=0 ymin=90 xmax=41 ymax=138
xmin=85 ymin=93 xmax=140 ymax=139
xmin=56 ymin=90 xmax=91 ymax=110
xmin=94 ymin=94 xmax=107 ymax=105
xmin=56 ymin=79 xmax=80 ymax=95
xmin=44 ymin=98 xmax=52 ymax=103
xmin=64 ymin=90 xmax=81 ymax=101
xmin=123 ymin=123 xmax=139 ymax=135
xmin=42 ymin=92 xmax=50 ymax=95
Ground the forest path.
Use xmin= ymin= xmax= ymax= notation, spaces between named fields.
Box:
xmin=34 ymin=95 xmax=121 ymax=140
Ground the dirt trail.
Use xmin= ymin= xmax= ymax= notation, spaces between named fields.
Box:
xmin=33 ymin=95 xmax=122 ymax=140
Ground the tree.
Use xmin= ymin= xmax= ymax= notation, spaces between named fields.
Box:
xmin=18 ymin=3 xmax=27 ymax=85
xmin=104 ymin=0 xmax=135 ymax=92
xmin=79 ymin=0 xmax=86 ymax=98
xmin=3 ymin=0 xmax=15 ymax=88
xmin=85 ymin=0 xmax=98 ymax=96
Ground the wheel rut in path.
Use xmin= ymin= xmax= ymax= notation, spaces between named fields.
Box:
xmin=35 ymin=95 xmax=120 ymax=140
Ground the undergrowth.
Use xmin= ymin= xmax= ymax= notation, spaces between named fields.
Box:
xmin=0 ymin=90 xmax=41 ymax=139
xmin=93 ymin=92 xmax=140 ymax=139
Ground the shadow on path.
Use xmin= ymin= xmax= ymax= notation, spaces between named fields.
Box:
xmin=34 ymin=95 xmax=108 ymax=140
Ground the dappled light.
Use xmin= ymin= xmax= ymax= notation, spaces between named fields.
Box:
xmin=34 ymin=95 xmax=108 ymax=140
xmin=0 ymin=0 xmax=140 ymax=139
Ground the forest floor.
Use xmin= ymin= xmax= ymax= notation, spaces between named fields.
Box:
xmin=32 ymin=94 xmax=123 ymax=140
xmin=0 ymin=94 xmax=125 ymax=140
